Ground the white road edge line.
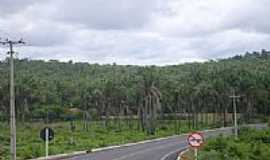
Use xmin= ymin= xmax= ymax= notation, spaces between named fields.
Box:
xmin=31 ymin=124 xmax=264 ymax=160
xmin=31 ymin=127 xmax=230 ymax=160
xmin=30 ymin=134 xmax=188 ymax=160
xmin=112 ymin=142 xmax=182 ymax=160
xmin=177 ymin=148 xmax=190 ymax=160
xmin=91 ymin=134 xmax=189 ymax=152
xmin=160 ymin=147 xmax=187 ymax=160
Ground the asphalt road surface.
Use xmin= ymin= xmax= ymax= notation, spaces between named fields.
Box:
xmin=65 ymin=127 xmax=232 ymax=160
xmin=65 ymin=124 xmax=267 ymax=160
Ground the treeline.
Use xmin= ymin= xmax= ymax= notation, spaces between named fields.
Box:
xmin=0 ymin=50 xmax=270 ymax=133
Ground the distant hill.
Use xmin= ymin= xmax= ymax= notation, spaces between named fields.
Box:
xmin=230 ymin=49 xmax=270 ymax=60
xmin=0 ymin=50 xmax=269 ymax=122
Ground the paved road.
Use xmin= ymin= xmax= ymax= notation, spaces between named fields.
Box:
xmin=65 ymin=127 xmax=235 ymax=160
xmin=64 ymin=124 xmax=267 ymax=160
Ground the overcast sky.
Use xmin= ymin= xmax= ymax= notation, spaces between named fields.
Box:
xmin=0 ymin=0 xmax=270 ymax=65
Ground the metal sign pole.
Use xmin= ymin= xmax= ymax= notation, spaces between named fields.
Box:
xmin=40 ymin=127 xmax=54 ymax=159
xmin=45 ymin=128 xmax=49 ymax=159
xmin=194 ymin=148 xmax=198 ymax=160
xmin=188 ymin=132 xmax=203 ymax=160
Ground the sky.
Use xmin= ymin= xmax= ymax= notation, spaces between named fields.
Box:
xmin=0 ymin=0 xmax=270 ymax=65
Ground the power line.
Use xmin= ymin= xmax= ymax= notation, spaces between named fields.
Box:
xmin=0 ymin=37 xmax=25 ymax=160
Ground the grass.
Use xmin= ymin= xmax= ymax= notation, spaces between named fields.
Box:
xmin=0 ymin=120 xmax=210 ymax=160
xmin=197 ymin=127 xmax=270 ymax=160
xmin=178 ymin=127 xmax=270 ymax=160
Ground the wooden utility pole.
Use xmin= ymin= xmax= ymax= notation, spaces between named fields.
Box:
xmin=0 ymin=38 xmax=25 ymax=160
xmin=229 ymin=90 xmax=241 ymax=139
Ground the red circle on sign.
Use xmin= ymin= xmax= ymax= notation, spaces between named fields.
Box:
xmin=187 ymin=132 xmax=204 ymax=148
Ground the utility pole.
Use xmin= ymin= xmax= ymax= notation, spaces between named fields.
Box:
xmin=0 ymin=38 xmax=25 ymax=160
xmin=229 ymin=90 xmax=241 ymax=139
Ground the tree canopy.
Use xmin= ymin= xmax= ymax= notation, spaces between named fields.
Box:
xmin=0 ymin=50 xmax=269 ymax=123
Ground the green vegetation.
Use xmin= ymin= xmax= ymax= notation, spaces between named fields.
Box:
xmin=0 ymin=50 xmax=270 ymax=158
xmin=0 ymin=120 xmax=204 ymax=160
xmin=198 ymin=128 xmax=270 ymax=160
xmin=0 ymin=50 xmax=269 ymax=126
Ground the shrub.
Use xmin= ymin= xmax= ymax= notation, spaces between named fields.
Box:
xmin=200 ymin=129 xmax=270 ymax=160
xmin=199 ymin=150 xmax=221 ymax=160
xmin=203 ymin=135 xmax=228 ymax=152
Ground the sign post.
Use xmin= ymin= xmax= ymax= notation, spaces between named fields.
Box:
xmin=45 ymin=128 xmax=49 ymax=158
xmin=194 ymin=148 xmax=198 ymax=160
xmin=40 ymin=127 xmax=54 ymax=159
xmin=187 ymin=132 xmax=204 ymax=160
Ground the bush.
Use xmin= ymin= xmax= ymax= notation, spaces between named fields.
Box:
xmin=199 ymin=150 xmax=222 ymax=160
xmin=203 ymin=135 xmax=228 ymax=152
xmin=250 ymin=143 xmax=270 ymax=160
xmin=200 ymin=129 xmax=270 ymax=160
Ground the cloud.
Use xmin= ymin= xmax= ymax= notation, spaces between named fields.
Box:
xmin=0 ymin=0 xmax=34 ymax=16
xmin=149 ymin=0 xmax=270 ymax=37
xmin=52 ymin=0 xmax=157 ymax=30
xmin=223 ymin=0 xmax=270 ymax=34
xmin=0 ymin=0 xmax=270 ymax=65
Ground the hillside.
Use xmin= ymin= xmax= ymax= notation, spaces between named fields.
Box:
xmin=0 ymin=50 xmax=270 ymax=124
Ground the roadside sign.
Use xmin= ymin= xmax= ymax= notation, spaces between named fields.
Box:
xmin=40 ymin=127 xmax=54 ymax=141
xmin=40 ymin=127 xmax=54 ymax=158
xmin=187 ymin=132 xmax=204 ymax=160
xmin=187 ymin=132 xmax=204 ymax=148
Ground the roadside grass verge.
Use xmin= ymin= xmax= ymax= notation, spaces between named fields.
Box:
xmin=0 ymin=120 xmax=209 ymax=160
xmin=197 ymin=128 xmax=270 ymax=160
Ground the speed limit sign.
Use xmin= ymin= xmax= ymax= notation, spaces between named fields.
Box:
xmin=187 ymin=132 xmax=204 ymax=148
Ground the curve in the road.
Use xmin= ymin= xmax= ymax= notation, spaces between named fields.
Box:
xmin=65 ymin=127 xmax=236 ymax=160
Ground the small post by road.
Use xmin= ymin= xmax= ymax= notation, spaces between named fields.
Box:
xmin=229 ymin=90 xmax=241 ymax=139
xmin=40 ymin=127 xmax=54 ymax=159
xmin=0 ymin=38 xmax=25 ymax=160
xmin=45 ymin=128 xmax=49 ymax=159
xmin=194 ymin=148 xmax=198 ymax=160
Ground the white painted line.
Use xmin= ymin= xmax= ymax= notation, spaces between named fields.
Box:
xmin=31 ymin=125 xmax=248 ymax=160
xmin=160 ymin=147 xmax=187 ymax=160
xmin=92 ymin=134 xmax=189 ymax=152
xmin=178 ymin=148 xmax=189 ymax=160
xmin=30 ymin=134 xmax=186 ymax=160
xmin=112 ymin=142 xmax=181 ymax=160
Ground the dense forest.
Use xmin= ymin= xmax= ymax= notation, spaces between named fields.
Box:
xmin=0 ymin=50 xmax=270 ymax=134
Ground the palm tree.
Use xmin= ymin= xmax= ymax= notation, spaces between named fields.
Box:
xmin=140 ymin=67 xmax=162 ymax=135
